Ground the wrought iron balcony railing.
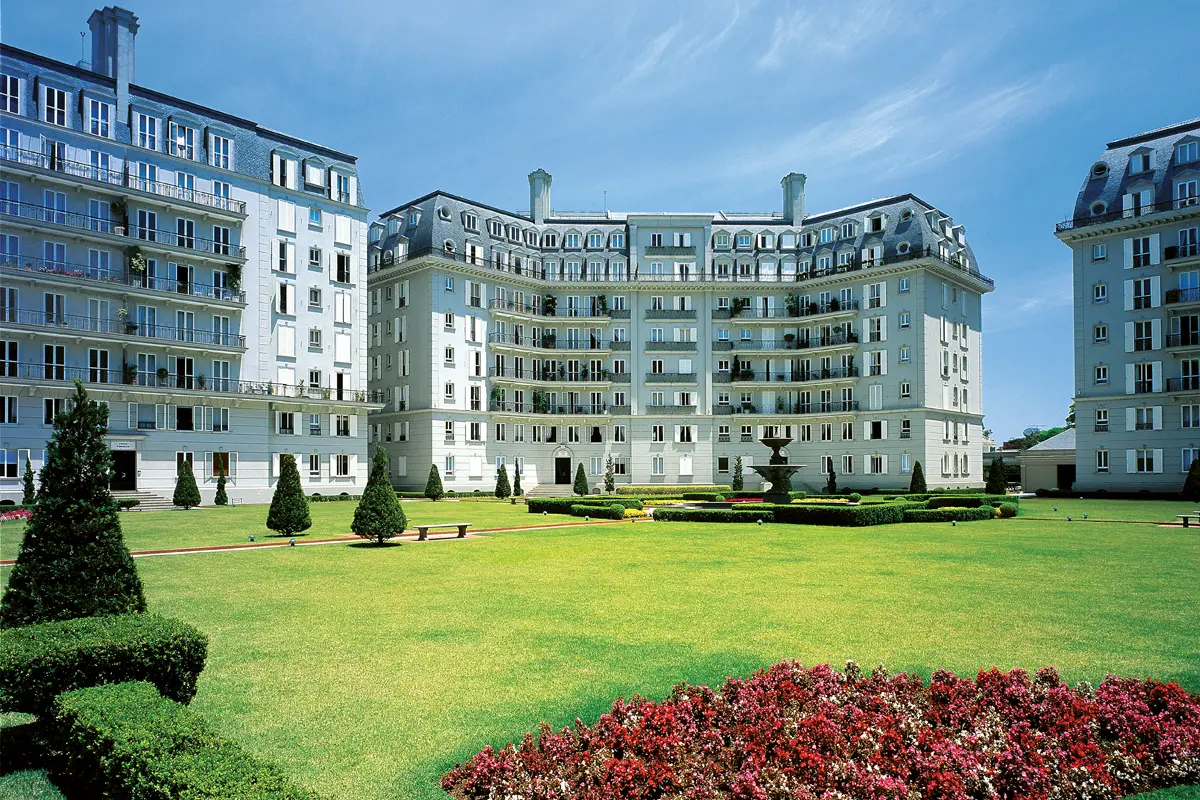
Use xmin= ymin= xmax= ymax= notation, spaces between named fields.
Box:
xmin=1056 ymin=196 xmax=1200 ymax=233
xmin=3 ymin=309 xmax=245 ymax=348
xmin=489 ymin=401 xmax=608 ymax=415
xmin=713 ymin=400 xmax=859 ymax=415
xmin=1166 ymin=331 xmax=1200 ymax=348
xmin=1166 ymin=377 xmax=1200 ymax=392
xmin=721 ymin=332 xmax=859 ymax=351
xmin=1166 ymin=288 xmax=1200 ymax=304
xmin=486 ymin=298 xmax=611 ymax=318
xmin=486 ymin=333 xmax=609 ymax=350
xmin=1 ymin=255 xmax=245 ymax=303
xmin=487 ymin=367 xmax=612 ymax=382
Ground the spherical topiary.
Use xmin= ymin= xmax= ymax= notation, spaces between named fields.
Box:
xmin=998 ymin=502 xmax=1018 ymax=518
xmin=848 ymin=493 xmax=862 ymax=504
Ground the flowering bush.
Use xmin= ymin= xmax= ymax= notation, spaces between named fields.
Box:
xmin=442 ymin=661 xmax=1200 ymax=800
xmin=623 ymin=508 xmax=648 ymax=518
xmin=0 ymin=509 xmax=32 ymax=523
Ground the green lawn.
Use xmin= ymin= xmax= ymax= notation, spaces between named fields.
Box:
xmin=1018 ymin=496 xmax=1198 ymax=522
xmin=2 ymin=502 xmax=1198 ymax=799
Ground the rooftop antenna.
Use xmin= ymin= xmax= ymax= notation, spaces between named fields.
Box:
xmin=80 ymin=32 xmax=86 ymax=63
xmin=603 ymin=190 xmax=607 ymax=211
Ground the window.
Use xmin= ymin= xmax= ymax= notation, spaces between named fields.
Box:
xmin=1178 ymin=141 xmax=1199 ymax=165
xmin=308 ymin=328 xmax=322 ymax=349
xmin=1131 ymin=278 xmax=1152 ymax=310
xmin=839 ymin=221 xmax=855 ymax=239
xmin=899 ymin=311 xmax=910 ymax=329
xmin=169 ymin=121 xmax=196 ymax=159
xmin=651 ymin=456 xmax=665 ymax=476
xmin=88 ymin=99 xmax=110 ymax=137
xmin=899 ymin=380 xmax=911 ymax=399
xmin=1095 ymin=365 xmax=1108 ymax=384
xmin=444 ymin=312 xmax=454 ymax=329
xmin=444 ymin=276 xmax=454 ymax=292
xmin=44 ymin=86 xmax=66 ymax=126
xmin=652 ymin=425 xmax=665 ymax=443
xmin=819 ymin=228 xmax=834 ymax=244
xmin=444 ymin=382 xmax=455 ymax=402
xmin=565 ymin=232 xmax=580 ymax=248
xmin=898 ymin=278 xmax=909 ymax=294
xmin=1 ymin=74 xmax=18 ymax=114
xmin=718 ymin=457 xmax=730 ymax=473
xmin=1130 ymin=151 xmax=1152 ymax=174
xmin=1132 ymin=448 xmax=1158 ymax=474
xmin=1183 ymin=448 xmax=1199 ymax=473
xmin=278 ymin=412 xmax=296 ymax=435
xmin=1094 ymin=324 xmax=1108 ymax=343
xmin=1093 ymin=283 xmax=1107 ymax=304
xmin=899 ymin=345 xmax=911 ymax=363
xmin=1093 ymin=243 xmax=1108 ymax=261
xmin=611 ymin=232 xmax=625 ymax=248
xmin=1184 ymin=405 xmax=1200 ymax=429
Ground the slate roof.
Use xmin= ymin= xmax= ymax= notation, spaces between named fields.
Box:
xmin=1027 ymin=428 xmax=1077 ymax=452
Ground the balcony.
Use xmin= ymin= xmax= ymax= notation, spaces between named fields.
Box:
xmin=645 ymin=404 xmax=696 ymax=414
xmin=1 ymin=255 xmax=245 ymax=304
xmin=486 ymin=333 xmax=609 ymax=351
xmin=0 ymin=146 xmax=247 ymax=215
xmin=1167 ymin=377 xmax=1200 ymax=392
xmin=0 ymin=362 xmax=382 ymax=403
xmin=488 ymin=367 xmax=612 ymax=383
xmin=612 ymin=373 xmax=631 ymax=383
xmin=727 ymin=366 xmax=860 ymax=384
xmin=487 ymin=299 xmax=611 ymax=319
xmin=3 ymin=309 xmax=246 ymax=349
xmin=1056 ymin=196 xmax=1200 ymax=233
xmin=489 ymin=401 xmax=608 ymax=415
xmin=723 ymin=332 xmax=859 ymax=352
xmin=722 ymin=299 xmax=861 ymax=321
xmin=645 ymin=372 xmax=697 ymax=383
xmin=611 ymin=341 xmax=631 ymax=351
xmin=1166 ymin=288 xmax=1200 ymax=305
xmin=713 ymin=400 xmax=859 ymax=416
xmin=1166 ymin=331 xmax=1200 ymax=349
xmin=1164 ymin=243 xmax=1200 ymax=263
xmin=0 ymin=200 xmax=246 ymax=260
xmin=645 ymin=309 xmax=697 ymax=320
xmin=644 ymin=245 xmax=696 ymax=257
xmin=644 ymin=341 xmax=698 ymax=352
xmin=1094 ymin=422 xmax=1109 ymax=432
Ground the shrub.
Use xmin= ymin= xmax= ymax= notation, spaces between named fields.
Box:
xmin=903 ymin=506 xmax=996 ymax=523
xmin=848 ymin=492 xmax=862 ymax=503
xmin=214 ymin=464 xmax=229 ymax=506
xmin=773 ymin=503 xmax=904 ymax=527
xmin=308 ymin=493 xmax=363 ymax=502
xmin=909 ymin=460 xmax=927 ymax=493
xmin=568 ymin=504 xmax=624 ymax=520
xmin=826 ymin=463 xmax=837 ymax=495
xmin=1184 ymin=458 xmax=1200 ymax=502
xmin=986 ymin=457 xmax=1007 ymax=494
xmin=616 ymin=485 xmax=728 ymax=496
xmin=115 ymin=498 xmax=140 ymax=511
xmin=998 ymin=502 xmax=1018 ymax=518
xmin=512 ymin=465 xmax=523 ymax=497
xmin=48 ymin=681 xmax=323 ymax=799
xmin=425 ymin=463 xmax=445 ymax=500
xmin=21 ymin=456 xmax=35 ymax=505
xmin=352 ymin=446 xmax=407 ymax=545
xmin=789 ymin=490 xmax=808 ymax=501
xmin=172 ymin=459 xmax=201 ymax=509
xmin=494 ymin=464 xmax=511 ymax=500
xmin=681 ymin=492 xmax=727 ymax=501
xmin=528 ymin=497 xmax=643 ymax=514
xmin=442 ymin=662 xmax=1200 ymax=800
xmin=731 ymin=457 xmax=743 ymax=492
xmin=652 ymin=508 xmax=771 ymax=523
xmin=623 ymin=508 xmax=649 ymax=519
xmin=927 ymin=496 xmax=986 ymax=509
xmin=267 ymin=454 xmax=311 ymax=536
xmin=713 ymin=495 xmax=725 ymax=502
xmin=573 ymin=463 xmax=589 ymax=496
xmin=1 ymin=381 xmax=145 ymax=629
xmin=0 ymin=614 xmax=207 ymax=716
xmin=604 ymin=455 xmax=615 ymax=494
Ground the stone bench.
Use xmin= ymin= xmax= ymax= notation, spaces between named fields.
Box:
xmin=414 ymin=523 xmax=471 ymax=541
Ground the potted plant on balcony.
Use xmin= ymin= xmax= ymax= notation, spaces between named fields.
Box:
xmin=127 ymin=247 xmax=146 ymax=275
xmin=557 ymin=364 xmax=567 ymax=380
xmin=543 ymin=296 xmax=557 ymax=316
xmin=829 ymin=297 xmax=841 ymax=311
xmin=580 ymin=365 xmax=589 ymax=380
xmin=785 ymin=294 xmax=799 ymax=317
xmin=542 ymin=332 xmax=556 ymax=348
xmin=783 ymin=333 xmax=796 ymax=349
xmin=156 ymin=367 xmax=169 ymax=386
xmin=196 ymin=374 xmax=206 ymax=390
xmin=807 ymin=301 xmax=819 ymax=315
xmin=225 ymin=263 xmax=242 ymax=293
xmin=122 ymin=362 xmax=137 ymax=385
xmin=110 ymin=200 xmax=128 ymax=234
xmin=731 ymin=297 xmax=747 ymax=317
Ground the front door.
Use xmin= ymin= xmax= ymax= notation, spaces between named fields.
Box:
xmin=110 ymin=450 xmax=136 ymax=490
xmin=1056 ymin=463 xmax=1076 ymax=493
xmin=555 ymin=457 xmax=571 ymax=484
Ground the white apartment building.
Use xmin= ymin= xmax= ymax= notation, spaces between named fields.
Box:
xmin=367 ymin=170 xmax=993 ymax=493
xmin=1056 ymin=118 xmax=1200 ymax=491
xmin=0 ymin=7 xmax=378 ymax=503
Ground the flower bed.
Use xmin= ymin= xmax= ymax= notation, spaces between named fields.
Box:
xmin=442 ymin=661 xmax=1200 ymax=800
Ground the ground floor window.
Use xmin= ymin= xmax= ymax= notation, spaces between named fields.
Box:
xmin=210 ymin=451 xmax=231 ymax=478
xmin=842 ymin=455 xmax=854 ymax=474
xmin=309 ymin=454 xmax=321 ymax=476
xmin=718 ymin=456 xmax=729 ymax=473
xmin=335 ymin=454 xmax=350 ymax=477
xmin=614 ymin=456 xmax=627 ymax=475
xmin=43 ymin=397 xmax=64 ymax=426
xmin=445 ymin=455 xmax=454 ymax=476
xmin=1 ymin=448 xmax=29 ymax=478
xmin=901 ymin=453 xmax=912 ymax=474
xmin=651 ymin=455 xmax=664 ymax=476
xmin=175 ymin=451 xmax=193 ymax=474
xmin=1096 ymin=449 xmax=1109 ymax=472
xmin=1183 ymin=448 xmax=1199 ymax=472
xmin=590 ymin=457 xmax=602 ymax=475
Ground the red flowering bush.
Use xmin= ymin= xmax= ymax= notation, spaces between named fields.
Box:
xmin=442 ymin=662 xmax=1200 ymax=799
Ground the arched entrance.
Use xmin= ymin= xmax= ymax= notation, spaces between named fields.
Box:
xmin=552 ymin=446 xmax=574 ymax=485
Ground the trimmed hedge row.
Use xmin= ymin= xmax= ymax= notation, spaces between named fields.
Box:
xmin=730 ymin=491 xmax=808 ymax=500
xmin=903 ymin=506 xmax=997 ymax=523
xmin=49 ymin=681 xmax=323 ymax=799
xmin=653 ymin=508 xmax=771 ymax=523
xmin=528 ymin=497 xmax=643 ymax=514
xmin=569 ymin=504 xmax=626 ymax=520
xmin=615 ymin=485 xmax=728 ymax=496
xmin=773 ymin=503 xmax=905 ymax=527
xmin=308 ymin=492 xmax=360 ymax=502
xmin=0 ymin=614 xmax=207 ymax=716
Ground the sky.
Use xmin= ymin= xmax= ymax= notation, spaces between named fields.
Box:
xmin=4 ymin=0 xmax=1198 ymax=442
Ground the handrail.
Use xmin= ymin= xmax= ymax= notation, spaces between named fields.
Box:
xmin=488 ymin=367 xmax=613 ymax=382
xmin=487 ymin=333 xmax=609 ymax=350
xmin=0 ymin=255 xmax=245 ymax=303
xmin=1165 ymin=287 xmax=1200 ymax=304
xmin=1166 ymin=377 xmax=1200 ymax=392
xmin=4 ymin=308 xmax=246 ymax=348
xmin=713 ymin=400 xmax=860 ymax=415
xmin=489 ymin=401 xmax=609 ymax=415
xmin=486 ymin=298 xmax=611 ymax=318
xmin=726 ymin=367 xmax=860 ymax=383
xmin=724 ymin=299 xmax=861 ymax=319
xmin=1166 ymin=331 xmax=1200 ymax=348
xmin=721 ymin=332 xmax=860 ymax=350
xmin=1057 ymin=196 xmax=1200 ymax=232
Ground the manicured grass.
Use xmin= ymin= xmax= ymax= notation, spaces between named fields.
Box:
xmin=0 ymin=770 xmax=66 ymax=800
xmin=1018 ymin=497 xmax=1198 ymax=522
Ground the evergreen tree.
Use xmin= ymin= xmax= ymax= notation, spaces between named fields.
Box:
xmin=604 ymin=455 xmax=615 ymax=494
xmin=172 ymin=459 xmax=201 ymax=509
xmin=424 ymin=463 xmax=445 ymax=500
xmin=512 ymin=463 xmax=522 ymax=496
xmin=495 ymin=464 xmax=512 ymax=499
xmin=573 ymin=463 xmax=589 ymax=496
xmin=986 ymin=457 xmax=1007 ymax=495
xmin=21 ymin=456 xmax=35 ymax=505
xmin=1183 ymin=458 xmax=1200 ymax=502
xmin=731 ymin=456 xmax=744 ymax=492
xmin=214 ymin=464 xmax=229 ymax=506
xmin=909 ymin=461 xmax=927 ymax=493
xmin=1 ymin=380 xmax=145 ymax=628
xmin=826 ymin=463 xmax=837 ymax=495
xmin=266 ymin=454 xmax=311 ymax=536
xmin=353 ymin=446 xmax=407 ymax=545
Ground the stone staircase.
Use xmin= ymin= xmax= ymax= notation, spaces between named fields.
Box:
xmin=524 ymin=483 xmax=577 ymax=498
xmin=111 ymin=490 xmax=176 ymax=511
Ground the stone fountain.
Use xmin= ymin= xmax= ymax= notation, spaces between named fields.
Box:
xmin=747 ymin=437 xmax=805 ymax=504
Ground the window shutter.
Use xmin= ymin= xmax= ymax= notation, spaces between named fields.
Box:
xmin=880 ymin=420 xmax=888 ymax=439
xmin=349 ymin=414 xmax=358 ymax=438
xmin=880 ymin=350 xmax=888 ymax=375
xmin=278 ymin=199 xmax=295 ymax=233
xmin=1124 ymin=321 xmax=1135 ymax=352
xmin=351 ymin=453 xmax=358 ymax=479
xmin=863 ymin=421 xmax=871 ymax=439
xmin=271 ymin=152 xmax=281 ymax=185
xmin=329 ymin=168 xmax=339 ymax=200
xmin=1152 ymin=362 xmax=1162 ymax=392
xmin=286 ymin=158 xmax=297 ymax=190
xmin=1126 ymin=407 xmax=1136 ymax=431
xmin=1122 ymin=192 xmax=1134 ymax=214
xmin=1152 ymin=449 xmax=1163 ymax=474
xmin=880 ymin=454 xmax=888 ymax=474
xmin=1123 ymin=280 xmax=1135 ymax=311
xmin=204 ymin=451 xmax=212 ymax=480
xmin=1153 ymin=406 xmax=1163 ymax=430
xmin=879 ymin=282 xmax=887 ymax=306
xmin=1123 ymin=238 xmax=1133 ymax=269
xmin=1148 ymin=233 xmax=1161 ymax=265
xmin=863 ymin=454 xmax=871 ymax=474
xmin=192 ymin=405 xmax=202 ymax=428
xmin=286 ymin=241 xmax=295 ymax=273
xmin=1125 ymin=449 xmax=1137 ymax=473
xmin=347 ymin=175 xmax=357 ymax=205
xmin=1149 ymin=276 xmax=1161 ymax=307
xmin=1151 ymin=319 xmax=1161 ymax=350
xmin=156 ymin=403 xmax=167 ymax=430
xmin=166 ymin=404 xmax=177 ymax=430
xmin=128 ymin=402 xmax=137 ymax=428
xmin=204 ymin=406 xmax=213 ymax=431
xmin=230 ymin=452 xmax=238 ymax=479
xmin=1125 ymin=364 xmax=1135 ymax=394
xmin=879 ymin=315 xmax=887 ymax=341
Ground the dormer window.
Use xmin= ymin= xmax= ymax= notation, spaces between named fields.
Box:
xmin=1090 ymin=201 xmax=1108 ymax=216
xmin=839 ymin=222 xmax=856 ymax=239
xmin=1130 ymin=151 xmax=1154 ymax=174
xmin=407 ymin=210 xmax=420 ymax=227
xmin=714 ymin=232 xmax=731 ymax=248
xmin=463 ymin=212 xmax=478 ymax=231
xmin=543 ymin=232 xmax=558 ymax=248
xmin=819 ymin=228 xmax=834 ymax=244
xmin=756 ymin=233 xmax=775 ymax=249
xmin=735 ymin=233 xmax=751 ymax=249
xmin=587 ymin=232 xmax=603 ymax=248
xmin=780 ymin=233 xmax=796 ymax=248
xmin=565 ymin=232 xmax=581 ymax=249
xmin=864 ymin=215 xmax=884 ymax=233
xmin=525 ymin=229 xmax=539 ymax=246
xmin=899 ymin=209 xmax=913 ymax=224
xmin=800 ymin=232 xmax=815 ymax=248
xmin=1178 ymin=140 xmax=1199 ymax=165
xmin=438 ymin=206 xmax=452 ymax=221
xmin=507 ymin=225 xmax=522 ymax=241
xmin=487 ymin=220 xmax=504 ymax=237
xmin=610 ymin=232 xmax=625 ymax=248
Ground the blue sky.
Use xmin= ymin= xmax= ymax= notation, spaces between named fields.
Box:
xmin=5 ymin=0 xmax=1198 ymax=442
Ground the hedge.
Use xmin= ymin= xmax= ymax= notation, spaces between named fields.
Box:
xmin=115 ymin=498 xmax=140 ymax=510
xmin=730 ymin=491 xmax=808 ymax=500
xmin=0 ymin=614 xmax=207 ymax=716
xmin=998 ymin=503 xmax=1018 ymax=518
xmin=308 ymin=492 xmax=361 ymax=502
xmin=569 ymin=503 xmax=626 ymax=520
xmin=527 ymin=497 xmax=643 ymax=514
xmin=49 ymin=681 xmax=323 ymax=799
xmin=615 ymin=485 xmax=728 ymax=496
xmin=926 ymin=494 xmax=1013 ymax=509
xmin=652 ymin=508 xmax=772 ymax=523
xmin=903 ymin=506 xmax=997 ymax=523
xmin=772 ymin=503 xmax=905 ymax=527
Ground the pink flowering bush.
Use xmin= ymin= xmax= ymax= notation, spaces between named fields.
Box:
xmin=0 ymin=509 xmax=32 ymax=523
xmin=442 ymin=662 xmax=1200 ymax=799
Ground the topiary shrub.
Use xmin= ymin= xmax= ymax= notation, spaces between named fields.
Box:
xmin=495 ymin=464 xmax=512 ymax=499
xmin=1184 ymin=458 xmax=1200 ymax=502
xmin=826 ymin=463 xmax=837 ymax=495
xmin=652 ymin=508 xmax=770 ymax=523
xmin=909 ymin=461 xmax=927 ymax=493
xmin=267 ymin=454 xmax=311 ymax=537
xmin=731 ymin=456 xmax=744 ymax=492
xmin=567 ymin=504 xmax=625 ymax=520
xmin=21 ymin=456 xmax=35 ymax=505
xmin=1 ymin=381 xmax=145 ymax=629
xmin=512 ymin=464 xmax=523 ymax=497
xmin=848 ymin=493 xmax=862 ymax=504
xmin=986 ymin=457 xmax=1007 ymax=495
xmin=47 ymin=681 xmax=324 ymax=799
xmin=352 ymin=446 xmax=406 ymax=545
xmin=902 ymin=506 xmax=996 ymax=523
xmin=604 ymin=456 xmax=615 ymax=494
xmin=573 ymin=463 xmax=589 ymax=496
xmin=773 ymin=503 xmax=904 ymax=527
xmin=529 ymin=497 xmax=643 ymax=514
xmin=425 ymin=464 xmax=445 ymax=500
xmin=172 ymin=459 xmax=201 ymax=510
xmin=714 ymin=495 xmax=725 ymax=502
xmin=214 ymin=464 xmax=229 ymax=506
xmin=0 ymin=614 xmax=207 ymax=716
xmin=115 ymin=499 xmax=139 ymax=511
xmin=998 ymin=502 xmax=1018 ymax=518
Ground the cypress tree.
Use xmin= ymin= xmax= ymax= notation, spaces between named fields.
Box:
xmin=1183 ymin=458 xmax=1200 ymax=502
xmin=1 ymin=380 xmax=145 ymax=628
xmin=986 ymin=457 xmax=1007 ymax=495
xmin=21 ymin=456 xmax=35 ymax=505
xmin=604 ymin=455 xmax=615 ymax=494
xmin=214 ymin=464 xmax=229 ymax=506
xmin=266 ymin=454 xmax=311 ymax=536
xmin=731 ymin=456 xmax=744 ymax=492
xmin=909 ymin=461 xmax=927 ymax=493
xmin=172 ymin=459 xmax=201 ymax=509
xmin=573 ymin=463 xmax=589 ymax=496
xmin=424 ymin=463 xmax=445 ymax=501
xmin=826 ymin=463 xmax=837 ymax=495
xmin=512 ymin=463 xmax=523 ymax=496
xmin=353 ymin=446 xmax=406 ymax=545
xmin=495 ymin=464 xmax=512 ymax=499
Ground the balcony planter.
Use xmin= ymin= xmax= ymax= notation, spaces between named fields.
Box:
xmin=785 ymin=295 xmax=799 ymax=317
xmin=156 ymin=367 xmax=169 ymax=385
xmin=122 ymin=363 xmax=137 ymax=385
xmin=829 ymin=297 xmax=841 ymax=311
xmin=127 ymin=247 xmax=146 ymax=274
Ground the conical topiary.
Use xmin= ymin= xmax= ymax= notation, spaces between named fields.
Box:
xmin=986 ymin=457 xmax=1007 ymax=495
xmin=826 ymin=463 xmax=837 ymax=495
xmin=1183 ymin=458 xmax=1200 ymax=502
xmin=604 ymin=456 xmax=615 ymax=494
xmin=173 ymin=459 xmax=201 ymax=509
xmin=22 ymin=456 xmax=35 ymax=505
xmin=267 ymin=454 xmax=311 ymax=536
xmin=425 ymin=463 xmax=445 ymax=500
xmin=1 ymin=380 xmax=145 ymax=628
xmin=909 ymin=461 xmax=927 ymax=494
xmin=214 ymin=464 xmax=229 ymax=506
xmin=731 ymin=456 xmax=744 ymax=492
xmin=495 ymin=464 xmax=511 ymax=499
xmin=353 ymin=446 xmax=406 ymax=545
xmin=512 ymin=463 xmax=523 ymax=496
xmin=573 ymin=463 xmax=589 ymax=497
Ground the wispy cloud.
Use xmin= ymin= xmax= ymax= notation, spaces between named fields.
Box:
xmin=619 ymin=24 xmax=682 ymax=86
xmin=756 ymin=0 xmax=897 ymax=71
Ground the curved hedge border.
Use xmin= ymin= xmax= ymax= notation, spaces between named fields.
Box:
xmin=528 ymin=497 xmax=643 ymax=514
xmin=903 ymin=506 xmax=996 ymax=522
xmin=773 ymin=503 xmax=905 ymax=527
xmin=615 ymin=485 xmax=727 ymax=496
xmin=0 ymin=614 xmax=207 ymax=716
xmin=653 ymin=508 xmax=771 ymax=523
xmin=49 ymin=681 xmax=323 ymax=799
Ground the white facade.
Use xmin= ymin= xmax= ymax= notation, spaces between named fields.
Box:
xmin=0 ymin=7 xmax=378 ymax=503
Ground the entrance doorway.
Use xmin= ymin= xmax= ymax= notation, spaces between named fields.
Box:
xmin=111 ymin=450 xmax=136 ymax=490
xmin=1056 ymin=463 xmax=1076 ymax=492
xmin=554 ymin=457 xmax=572 ymax=484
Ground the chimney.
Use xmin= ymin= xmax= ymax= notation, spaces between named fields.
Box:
xmin=88 ymin=6 xmax=139 ymax=119
xmin=780 ymin=172 xmax=807 ymax=226
xmin=529 ymin=169 xmax=552 ymax=224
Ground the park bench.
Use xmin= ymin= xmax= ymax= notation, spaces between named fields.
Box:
xmin=414 ymin=522 xmax=471 ymax=541
xmin=1176 ymin=513 xmax=1200 ymax=528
